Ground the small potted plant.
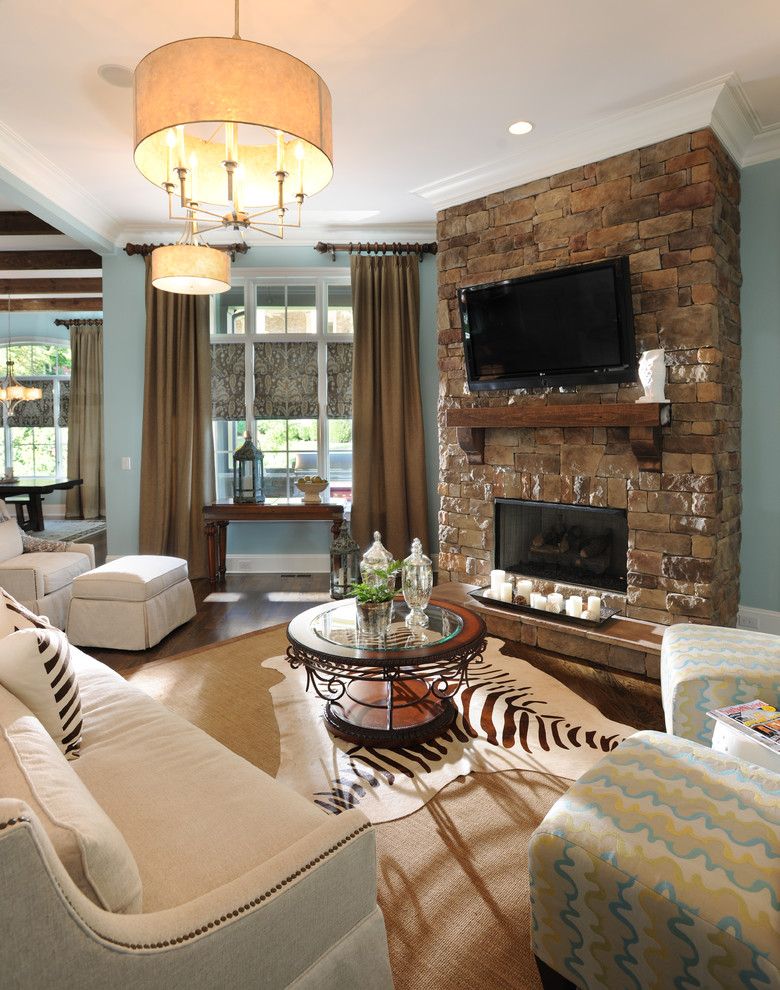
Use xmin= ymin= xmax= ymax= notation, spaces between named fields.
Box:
xmin=351 ymin=561 xmax=402 ymax=638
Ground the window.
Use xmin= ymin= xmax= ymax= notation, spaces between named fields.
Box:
xmin=210 ymin=272 xmax=353 ymax=501
xmin=0 ymin=342 xmax=70 ymax=478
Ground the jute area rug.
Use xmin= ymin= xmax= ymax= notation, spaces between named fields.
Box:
xmin=125 ymin=624 xmax=638 ymax=990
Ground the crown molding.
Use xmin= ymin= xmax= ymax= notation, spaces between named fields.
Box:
xmin=413 ymin=74 xmax=777 ymax=212
xmin=0 ymin=121 xmax=121 ymax=255
xmin=116 ymin=217 xmax=437 ymax=250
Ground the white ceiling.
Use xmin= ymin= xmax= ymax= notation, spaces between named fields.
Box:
xmin=2 ymin=0 xmax=780 ymax=255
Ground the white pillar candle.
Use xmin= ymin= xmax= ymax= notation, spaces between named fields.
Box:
xmin=515 ymin=579 xmax=533 ymax=604
xmin=547 ymin=593 xmax=564 ymax=613
xmin=566 ymin=596 xmax=583 ymax=617
xmin=490 ymin=569 xmax=506 ymax=593
xmin=500 ymin=581 xmax=514 ymax=602
xmin=588 ymin=596 xmax=602 ymax=618
xmin=530 ymin=593 xmax=547 ymax=610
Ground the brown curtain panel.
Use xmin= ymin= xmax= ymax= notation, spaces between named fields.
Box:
xmin=139 ymin=257 xmax=216 ymax=579
xmin=65 ymin=323 xmax=105 ymax=519
xmin=350 ymin=253 xmax=430 ymax=561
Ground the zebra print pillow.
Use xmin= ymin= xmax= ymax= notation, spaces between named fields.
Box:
xmin=0 ymin=626 xmax=82 ymax=759
xmin=0 ymin=587 xmax=49 ymax=637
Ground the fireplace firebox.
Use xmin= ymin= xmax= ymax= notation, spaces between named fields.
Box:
xmin=494 ymin=498 xmax=628 ymax=594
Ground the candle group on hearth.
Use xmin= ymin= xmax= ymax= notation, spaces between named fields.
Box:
xmin=485 ymin=570 xmax=602 ymax=620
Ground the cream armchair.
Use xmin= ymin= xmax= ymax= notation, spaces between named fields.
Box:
xmin=0 ymin=501 xmax=94 ymax=629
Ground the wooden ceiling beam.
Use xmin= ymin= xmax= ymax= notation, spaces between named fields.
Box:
xmin=0 ymin=249 xmax=102 ymax=271
xmin=0 ymin=277 xmax=102 ymax=294
xmin=5 ymin=297 xmax=102 ymax=312
xmin=0 ymin=212 xmax=62 ymax=236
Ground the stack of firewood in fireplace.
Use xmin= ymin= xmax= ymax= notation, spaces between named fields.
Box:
xmin=528 ymin=523 xmax=611 ymax=575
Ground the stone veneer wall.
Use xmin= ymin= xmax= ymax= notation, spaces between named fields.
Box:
xmin=437 ymin=128 xmax=742 ymax=627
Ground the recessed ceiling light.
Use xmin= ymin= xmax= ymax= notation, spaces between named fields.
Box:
xmin=97 ymin=64 xmax=133 ymax=88
xmin=508 ymin=120 xmax=534 ymax=135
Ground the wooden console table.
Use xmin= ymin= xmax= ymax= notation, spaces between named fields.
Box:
xmin=202 ymin=498 xmax=345 ymax=586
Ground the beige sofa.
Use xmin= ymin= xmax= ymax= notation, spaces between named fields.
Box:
xmin=0 ymin=501 xmax=94 ymax=629
xmin=0 ymin=592 xmax=394 ymax=989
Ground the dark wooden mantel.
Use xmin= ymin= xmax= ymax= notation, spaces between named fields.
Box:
xmin=444 ymin=402 xmax=671 ymax=471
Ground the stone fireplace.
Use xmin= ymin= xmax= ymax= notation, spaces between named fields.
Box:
xmin=436 ymin=128 xmax=742 ymax=630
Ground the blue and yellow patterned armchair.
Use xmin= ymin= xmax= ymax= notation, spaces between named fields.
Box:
xmin=528 ymin=624 xmax=780 ymax=990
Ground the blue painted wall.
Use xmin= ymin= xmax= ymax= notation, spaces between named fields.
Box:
xmin=739 ymin=160 xmax=780 ymax=611
xmin=101 ymin=245 xmax=441 ymax=564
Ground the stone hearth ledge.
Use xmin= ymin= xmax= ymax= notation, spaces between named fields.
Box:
xmin=433 ymin=582 xmax=664 ymax=680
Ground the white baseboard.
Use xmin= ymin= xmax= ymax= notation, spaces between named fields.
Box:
xmin=226 ymin=553 xmax=330 ymax=574
xmin=738 ymin=605 xmax=780 ymax=636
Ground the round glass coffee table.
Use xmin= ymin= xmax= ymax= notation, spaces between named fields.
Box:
xmin=286 ymin=598 xmax=487 ymax=748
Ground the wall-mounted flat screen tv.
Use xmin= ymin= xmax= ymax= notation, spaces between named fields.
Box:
xmin=458 ymin=256 xmax=638 ymax=391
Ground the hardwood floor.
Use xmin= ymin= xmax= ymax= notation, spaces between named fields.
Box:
xmin=90 ymin=573 xmax=333 ymax=674
xmin=91 ymin=563 xmax=664 ymax=729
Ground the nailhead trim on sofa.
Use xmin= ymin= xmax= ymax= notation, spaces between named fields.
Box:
xmin=4 ymin=815 xmax=373 ymax=951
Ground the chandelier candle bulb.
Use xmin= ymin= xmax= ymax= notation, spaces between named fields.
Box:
xmin=189 ymin=152 xmax=198 ymax=203
xmin=166 ymin=129 xmax=175 ymax=185
xmin=296 ymin=141 xmax=305 ymax=195
xmin=177 ymin=125 xmax=185 ymax=171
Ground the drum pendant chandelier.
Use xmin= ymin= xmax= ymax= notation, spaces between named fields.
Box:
xmin=132 ymin=0 xmax=333 ymax=294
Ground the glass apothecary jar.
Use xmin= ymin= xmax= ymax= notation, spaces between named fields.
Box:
xmin=402 ymin=537 xmax=433 ymax=627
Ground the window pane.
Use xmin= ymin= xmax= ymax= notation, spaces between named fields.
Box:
xmin=213 ymin=285 xmax=246 ymax=335
xmin=257 ymin=418 xmax=318 ymax=498
xmin=212 ymin=420 xmax=246 ymax=500
xmin=9 ymin=345 xmax=33 ymax=375
xmin=11 ymin=426 xmax=56 ymax=478
xmin=256 ymin=284 xmax=316 ymax=334
xmin=327 ymin=284 xmax=353 ymax=335
xmin=256 ymin=285 xmax=287 ymax=334
xmin=57 ymin=347 xmax=72 ymax=375
xmin=328 ymin=419 xmax=352 ymax=499
xmin=31 ymin=345 xmax=60 ymax=375
xmin=286 ymin=285 xmax=316 ymax=334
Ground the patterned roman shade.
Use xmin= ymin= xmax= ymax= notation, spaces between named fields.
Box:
xmin=211 ymin=343 xmax=246 ymax=420
xmin=253 ymin=342 xmax=318 ymax=419
xmin=58 ymin=380 xmax=69 ymax=428
xmin=327 ymin=342 xmax=353 ymax=418
xmin=7 ymin=380 xmax=54 ymax=427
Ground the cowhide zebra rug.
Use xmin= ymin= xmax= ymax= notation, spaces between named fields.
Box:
xmin=263 ymin=637 xmax=634 ymax=823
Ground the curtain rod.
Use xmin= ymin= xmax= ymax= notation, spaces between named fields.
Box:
xmin=54 ymin=318 xmax=103 ymax=327
xmin=314 ymin=240 xmax=438 ymax=262
xmin=124 ymin=242 xmax=249 ymax=259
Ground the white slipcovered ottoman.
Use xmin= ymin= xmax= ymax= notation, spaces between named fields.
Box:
xmin=66 ymin=555 xmax=196 ymax=650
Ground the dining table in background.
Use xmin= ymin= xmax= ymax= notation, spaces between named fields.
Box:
xmin=0 ymin=478 xmax=83 ymax=532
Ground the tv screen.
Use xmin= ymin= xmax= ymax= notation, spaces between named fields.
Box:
xmin=459 ymin=257 xmax=637 ymax=391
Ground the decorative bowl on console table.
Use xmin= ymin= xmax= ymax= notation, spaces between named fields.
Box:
xmin=295 ymin=477 xmax=329 ymax=504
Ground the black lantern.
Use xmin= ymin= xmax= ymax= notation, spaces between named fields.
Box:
xmin=233 ymin=432 xmax=265 ymax=504
xmin=329 ymin=519 xmax=360 ymax=599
